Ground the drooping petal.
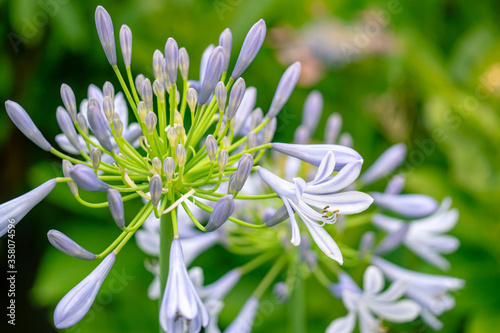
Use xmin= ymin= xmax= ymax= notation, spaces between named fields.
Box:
xmin=54 ymin=252 xmax=116 ymax=328
xmin=363 ymin=266 xmax=385 ymax=295
xmin=307 ymin=160 xmax=363 ymax=194
xmin=366 ymin=299 xmax=420 ymax=323
xmin=47 ymin=230 xmax=96 ymax=260
xmin=302 ymin=191 xmax=373 ymax=215
xmin=202 ymin=269 xmax=241 ymax=301
xmin=370 ymin=192 xmax=438 ymax=218
xmin=326 ymin=311 xmax=356 ymax=333
xmin=0 ymin=179 xmax=57 ymax=236
xmin=312 ymin=151 xmax=336 ymax=184
xmin=360 ymin=143 xmax=407 ymax=186
xmin=224 ymin=297 xmax=259 ymax=333
xmin=372 ymin=280 xmax=407 ymax=303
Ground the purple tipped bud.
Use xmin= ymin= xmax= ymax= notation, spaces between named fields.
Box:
xmin=360 ymin=143 xmax=407 ymax=186
xmin=60 ymin=84 xmax=77 ymax=122
xmin=164 ymin=37 xmax=179 ymax=85
xmin=385 ymin=174 xmax=405 ymax=195
xmin=62 ymin=160 xmax=78 ymax=196
xmin=176 ymin=144 xmax=186 ymax=167
xmin=302 ymin=90 xmax=323 ymax=132
xmin=77 ymin=113 xmax=88 ymax=136
xmin=153 ymin=49 xmax=164 ymax=80
xmin=263 ymin=117 xmax=277 ymax=144
xmin=141 ymin=78 xmax=153 ymax=110
xmin=119 ymin=24 xmax=132 ymax=67
xmin=206 ymin=135 xmax=218 ymax=162
xmin=199 ymin=46 xmax=225 ymax=105
xmin=149 ymin=174 xmax=162 ymax=207
xmin=5 ymin=100 xmax=52 ymax=151
xmin=200 ymin=44 xmax=215 ymax=82
xmin=218 ymin=149 xmax=228 ymax=172
xmin=53 ymin=252 xmax=115 ymax=328
xmin=215 ymin=82 xmax=227 ymax=112
xmin=107 ymin=189 xmax=125 ymax=229
xmin=267 ymin=62 xmax=301 ymax=118
xmin=103 ymin=81 xmax=115 ymax=100
xmin=250 ymin=108 xmax=263 ymax=130
xmin=88 ymin=97 xmax=100 ymax=112
xmin=95 ymin=6 xmax=117 ymax=66
xmin=135 ymin=74 xmax=145 ymax=94
xmin=153 ymin=79 xmax=165 ymax=100
xmin=206 ymin=194 xmax=234 ymax=231
xmin=339 ymin=132 xmax=353 ymax=147
xmin=103 ymin=96 xmax=114 ymax=122
xmin=87 ymin=105 xmax=113 ymax=152
xmin=47 ymin=230 xmax=96 ymax=260
xmin=145 ymin=111 xmax=157 ymax=134
xmin=90 ymin=147 xmax=101 ymax=171
xmin=294 ymin=125 xmax=310 ymax=144
xmin=56 ymin=106 xmax=81 ymax=151
xmin=233 ymin=87 xmax=256 ymax=135
xmin=265 ymin=205 xmax=289 ymax=227
xmin=324 ymin=113 xmax=342 ymax=144
xmin=187 ymin=88 xmax=198 ymax=111
xmin=233 ymin=153 xmax=253 ymax=192
xmin=219 ymin=28 xmax=232 ymax=72
xmin=226 ymin=77 xmax=246 ymax=119
xmin=163 ymin=157 xmax=175 ymax=181
xmin=179 ymin=47 xmax=189 ymax=80
xmin=151 ymin=157 xmax=162 ymax=174
xmin=69 ymin=164 xmax=109 ymax=192
xmin=231 ymin=19 xmax=266 ymax=79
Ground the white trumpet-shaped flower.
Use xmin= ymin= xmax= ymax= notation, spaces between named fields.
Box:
xmin=159 ymin=238 xmax=209 ymax=333
xmin=372 ymin=256 xmax=464 ymax=330
xmin=0 ymin=179 xmax=57 ymax=236
xmin=53 ymin=252 xmax=116 ymax=328
xmin=327 ymin=266 xmax=420 ymax=333
xmin=373 ymin=198 xmax=459 ymax=270
xmin=258 ymin=151 xmax=373 ymax=263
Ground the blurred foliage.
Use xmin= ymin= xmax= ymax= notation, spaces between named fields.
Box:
xmin=1 ymin=0 xmax=500 ymax=332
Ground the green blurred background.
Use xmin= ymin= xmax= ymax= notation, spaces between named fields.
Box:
xmin=1 ymin=0 xmax=499 ymax=332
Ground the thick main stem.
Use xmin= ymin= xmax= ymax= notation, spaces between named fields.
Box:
xmin=158 ymin=209 xmax=174 ymax=333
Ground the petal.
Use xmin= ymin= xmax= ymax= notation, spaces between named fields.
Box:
xmin=405 ymin=239 xmax=451 ymax=271
xmin=366 ymin=299 xmax=420 ymax=323
xmin=302 ymin=191 xmax=373 ymax=215
xmin=181 ymin=232 xmax=220 ymax=266
xmin=326 ymin=311 xmax=356 ymax=333
xmin=283 ymin=197 xmax=301 ymax=246
xmin=360 ymin=143 xmax=407 ymax=186
xmin=420 ymin=308 xmax=444 ymax=330
xmin=371 ymin=214 xmax=404 ymax=233
xmin=373 ymin=224 xmax=409 ymax=255
xmin=224 ymin=297 xmax=259 ymax=333
xmin=372 ymin=280 xmax=407 ymax=303
xmin=135 ymin=229 xmax=159 ymax=256
xmin=363 ymin=266 xmax=385 ymax=295
xmin=313 ymin=151 xmax=336 ymax=183
xmin=371 ymin=192 xmax=438 ymax=218
xmin=308 ymin=160 xmax=363 ymax=194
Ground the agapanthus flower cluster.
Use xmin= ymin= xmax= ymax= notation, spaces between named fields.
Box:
xmin=1 ymin=5 xmax=463 ymax=332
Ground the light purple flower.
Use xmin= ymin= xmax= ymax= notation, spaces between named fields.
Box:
xmin=360 ymin=143 xmax=407 ymax=186
xmin=370 ymin=191 xmax=438 ymax=218
xmin=231 ymin=19 xmax=266 ymax=79
xmin=224 ymin=297 xmax=259 ymax=333
xmin=47 ymin=230 xmax=96 ymax=260
xmin=95 ymin=6 xmax=117 ymax=66
xmin=267 ymin=62 xmax=301 ymax=118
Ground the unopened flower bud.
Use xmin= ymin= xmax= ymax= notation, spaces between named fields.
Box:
xmin=164 ymin=37 xmax=179 ymax=85
xmin=339 ymin=132 xmax=353 ymax=148
xmin=233 ymin=153 xmax=253 ymax=192
xmin=166 ymin=126 xmax=178 ymax=146
xmin=218 ymin=149 xmax=228 ymax=173
xmin=141 ymin=78 xmax=153 ymax=110
xmin=175 ymin=124 xmax=186 ymax=144
xmin=135 ymin=74 xmax=145 ymax=94
xmin=206 ymin=135 xmax=217 ymax=162
xmin=267 ymin=62 xmax=301 ymax=118
xmin=88 ymin=105 xmax=113 ymax=152
xmin=250 ymin=108 xmax=263 ymax=130
xmin=47 ymin=230 xmax=96 ymax=260
xmin=325 ymin=113 xmax=342 ymax=144
xmin=227 ymin=173 xmax=237 ymax=194
xmin=179 ymin=47 xmax=189 ymax=79
xmin=77 ymin=113 xmax=88 ymax=136
xmin=231 ymin=19 xmax=266 ymax=79
xmin=69 ymin=164 xmax=109 ymax=192
xmin=265 ymin=205 xmax=289 ymax=227
xmin=153 ymin=49 xmax=164 ymax=80
xmin=187 ymin=88 xmax=198 ymax=111
xmin=227 ymin=77 xmax=246 ymax=119
xmin=174 ymin=110 xmax=183 ymax=125
xmin=145 ymin=111 xmax=157 ymax=134
xmin=113 ymin=114 xmax=123 ymax=137
xmin=107 ymin=189 xmax=125 ymax=229
xmin=56 ymin=106 xmax=81 ymax=152
xmin=152 ymin=80 xmax=165 ymax=101
xmin=176 ymin=145 xmax=186 ymax=167
xmin=5 ymin=100 xmax=52 ymax=151
xmin=199 ymin=46 xmax=225 ymax=105
xmin=294 ymin=125 xmax=310 ymax=144
xmin=62 ymin=160 xmax=78 ymax=196
xmin=206 ymin=194 xmax=234 ymax=231
xmin=95 ymin=6 xmax=117 ymax=66
xmin=151 ymin=157 xmax=162 ymax=174
xmin=103 ymin=96 xmax=114 ymax=122
xmin=149 ymin=174 xmax=162 ymax=207
xmin=163 ymin=157 xmax=175 ymax=181
xmin=119 ymin=24 xmax=132 ymax=67
xmin=137 ymin=101 xmax=147 ymax=121
xmin=215 ymin=82 xmax=227 ymax=112
xmin=247 ymin=132 xmax=258 ymax=153
xmin=103 ymin=81 xmax=115 ymax=100
xmin=88 ymin=97 xmax=100 ymax=111
xmin=263 ymin=117 xmax=277 ymax=143
xmin=60 ymin=84 xmax=77 ymax=122
xmin=221 ymin=136 xmax=231 ymax=150
xmin=219 ymin=28 xmax=232 ymax=72
xmin=90 ymin=147 xmax=101 ymax=171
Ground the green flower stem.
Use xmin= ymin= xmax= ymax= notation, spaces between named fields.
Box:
xmin=192 ymin=198 xmax=267 ymax=229
xmin=159 ymin=206 xmax=174 ymax=313
xmin=228 ymin=118 xmax=271 ymax=153
xmin=288 ymin=252 xmax=306 ymax=333
xmin=252 ymin=255 xmax=287 ymax=299
xmin=238 ymin=251 xmax=278 ymax=275
xmin=194 ymin=191 xmax=278 ymax=201
xmin=111 ymin=184 xmax=149 ymax=192
xmin=158 ymin=99 xmax=167 ymax=142
xmin=112 ymin=65 xmax=139 ymax=121
xmin=169 ymin=85 xmax=176 ymax=126
xmin=126 ymin=66 xmax=140 ymax=105
xmin=75 ymin=192 xmax=140 ymax=208
xmin=181 ymin=201 xmax=207 ymax=232
xmin=180 ymin=79 xmax=188 ymax=119
xmin=55 ymin=177 xmax=72 ymax=183
xmin=313 ymin=268 xmax=331 ymax=287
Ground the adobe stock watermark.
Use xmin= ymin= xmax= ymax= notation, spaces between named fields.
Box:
xmin=7 ymin=0 xmax=70 ymax=54
xmin=213 ymin=0 xmax=243 ymax=21
xmin=61 ymin=267 xmax=135 ymax=333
